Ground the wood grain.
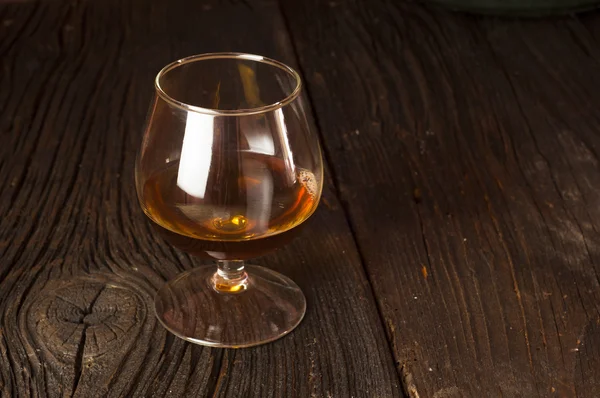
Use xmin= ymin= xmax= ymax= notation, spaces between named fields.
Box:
xmin=281 ymin=0 xmax=600 ymax=396
xmin=0 ymin=0 xmax=401 ymax=396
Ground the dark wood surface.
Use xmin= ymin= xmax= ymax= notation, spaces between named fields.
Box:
xmin=282 ymin=1 xmax=600 ymax=396
xmin=1 ymin=0 xmax=599 ymax=396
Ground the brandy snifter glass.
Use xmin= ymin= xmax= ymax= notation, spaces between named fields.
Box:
xmin=135 ymin=53 xmax=323 ymax=347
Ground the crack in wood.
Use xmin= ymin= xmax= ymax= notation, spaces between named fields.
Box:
xmin=70 ymin=325 xmax=87 ymax=397
xmin=70 ymin=286 xmax=105 ymax=397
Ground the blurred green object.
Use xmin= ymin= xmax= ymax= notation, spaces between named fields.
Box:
xmin=426 ymin=0 xmax=599 ymax=15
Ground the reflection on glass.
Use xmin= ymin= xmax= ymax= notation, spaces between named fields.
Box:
xmin=177 ymin=112 xmax=214 ymax=199
xmin=135 ymin=53 xmax=323 ymax=348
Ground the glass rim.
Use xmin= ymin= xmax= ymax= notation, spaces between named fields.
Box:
xmin=154 ymin=52 xmax=303 ymax=116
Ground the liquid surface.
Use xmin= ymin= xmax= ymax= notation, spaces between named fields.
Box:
xmin=141 ymin=153 xmax=319 ymax=259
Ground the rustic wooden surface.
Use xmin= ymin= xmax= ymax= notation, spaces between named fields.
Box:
xmin=0 ymin=0 xmax=401 ymax=397
xmin=1 ymin=0 xmax=599 ymax=396
xmin=282 ymin=1 xmax=600 ymax=397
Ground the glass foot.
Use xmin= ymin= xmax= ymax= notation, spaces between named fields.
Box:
xmin=154 ymin=264 xmax=306 ymax=348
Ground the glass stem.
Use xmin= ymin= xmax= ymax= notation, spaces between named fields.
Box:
xmin=212 ymin=260 xmax=248 ymax=293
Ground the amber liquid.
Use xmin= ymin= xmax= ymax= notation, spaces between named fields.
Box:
xmin=141 ymin=153 xmax=319 ymax=260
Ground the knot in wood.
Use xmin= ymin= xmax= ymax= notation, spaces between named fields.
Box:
xmin=27 ymin=276 xmax=147 ymax=364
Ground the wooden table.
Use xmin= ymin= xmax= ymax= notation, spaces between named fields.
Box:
xmin=2 ymin=0 xmax=600 ymax=396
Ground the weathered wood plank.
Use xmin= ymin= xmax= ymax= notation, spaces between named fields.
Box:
xmin=281 ymin=0 xmax=600 ymax=396
xmin=0 ymin=0 xmax=401 ymax=396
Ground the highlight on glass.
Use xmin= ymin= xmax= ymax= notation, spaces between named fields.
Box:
xmin=135 ymin=53 xmax=323 ymax=347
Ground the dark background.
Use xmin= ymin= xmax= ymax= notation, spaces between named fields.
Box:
xmin=1 ymin=0 xmax=600 ymax=396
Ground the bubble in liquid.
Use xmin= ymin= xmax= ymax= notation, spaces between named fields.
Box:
xmin=213 ymin=215 xmax=248 ymax=232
